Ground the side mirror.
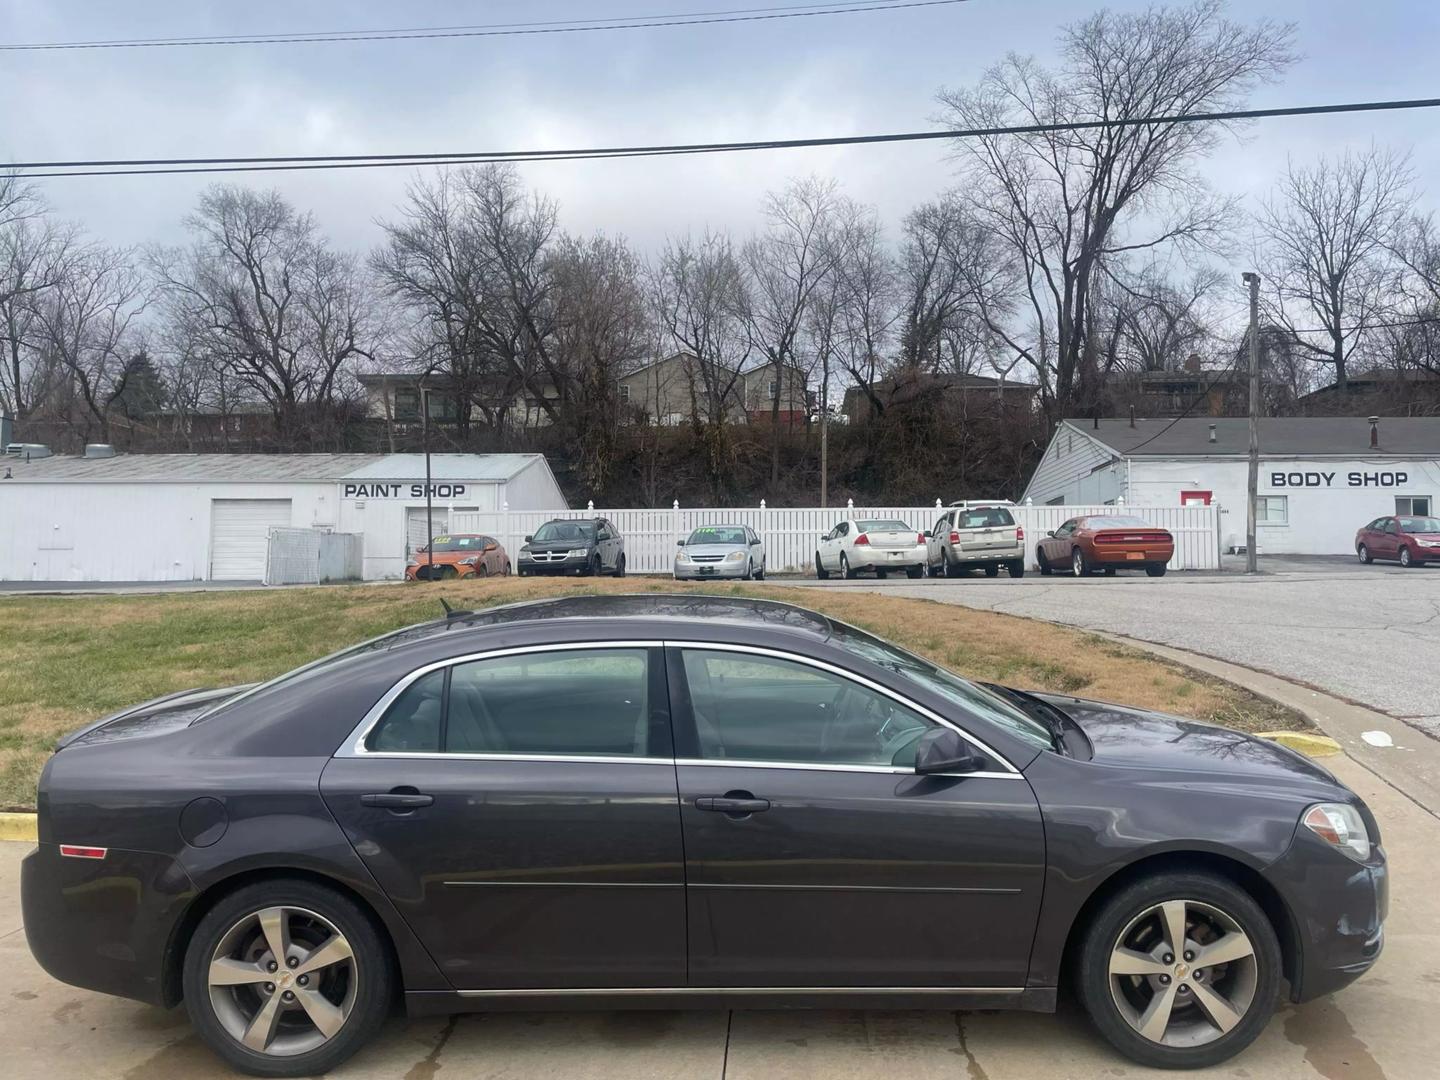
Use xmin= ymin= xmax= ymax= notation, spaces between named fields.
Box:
xmin=1046 ymin=530 xmax=1056 ymax=538
xmin=750 ymin=537 xmax=762 ymax=545
xmin=676 ymin=539 xmax=686 ymax=547
xmin=524 ymin=535 xmax=534 ymax=543
xmin=483 ymin=543 xmax=496 ymax=552
xmin=923 ymin=530 xmax=932 ymax=539
xmin=914 ymin=729 xmax=984 ymax=776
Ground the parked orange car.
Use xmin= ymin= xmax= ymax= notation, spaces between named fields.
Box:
xmin=406 ymin=534 xmax=511 ymax=580
xmin=1036 ymin=515 xmax=1174 ymax=578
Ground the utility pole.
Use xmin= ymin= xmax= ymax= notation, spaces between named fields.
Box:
xmin=421 ymin=384 xmax=435 ymax=578
xmin=1242 ymin=272 xmax=1261 ymax=574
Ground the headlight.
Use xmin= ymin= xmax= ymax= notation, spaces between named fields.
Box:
xmin=1303 ymin=802 xmax=1371 ymax=861
xmin=567 ymin=548 xmax=589 ymax=558
xmin=725 ymin=550 xmax=746 ymax=561
xmin=676 ymin=551 xmax=691 ymax=563
xmin=459 ymin=557 xmax=478 ymax=566
xmin=519 ymin=549 xmax=533 ymax=559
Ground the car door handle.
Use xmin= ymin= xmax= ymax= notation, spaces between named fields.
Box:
xmin=361 ymin=790 xmax=434 ymax=810
xmin=695 ymin=795 xmax=771 ymax=814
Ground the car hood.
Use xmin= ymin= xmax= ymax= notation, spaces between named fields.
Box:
xmin=680 ymin=543 xmax=747 ymax=557
xmin=1033 ymin=692 xmax=1338 ymax=785
xmin=56 ymin=684 xmax=256 ymax=750
xmin=1404 ymin=532 xmax=1440 ymax=543
xmin=409 ymin=551 xmax=472 ymax=565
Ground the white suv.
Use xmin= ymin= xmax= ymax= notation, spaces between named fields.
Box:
xmin=926 ymin=504 xmax=1026 ymax=578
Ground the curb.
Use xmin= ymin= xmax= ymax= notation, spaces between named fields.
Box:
xmin=1255 ymin=731 xmax=1343 ymax=758
xmin=0 ymin=812 xmax=37 ymax=843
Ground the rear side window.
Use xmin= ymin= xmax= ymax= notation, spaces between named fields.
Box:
xmin=367 ymin=670 xmax=445 ymax=752
xmin=957 ymin=508 xmax=1015 ymax=529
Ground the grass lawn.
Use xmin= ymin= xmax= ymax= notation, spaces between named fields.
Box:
xmin=0 ymin=578 xmax=1306 ymax=808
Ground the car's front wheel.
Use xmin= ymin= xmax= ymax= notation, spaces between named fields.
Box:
xmin=1077 ymin=872 xmax=1280 ymax=1070
xmin=815 ymin=553 xmax=829 ymax=580
xmin=1038 ymin=548 xmax=1052 ymax=576
xmin=1400 ymin=546 xmax=1420 ymax=568
xmin=1357 ymin=543 xmax=1372 ymax=564
xmin=183 ymin=880 xmax=393 ymax=1078
xmin=614 ymin=554 xmax=627 ymax=577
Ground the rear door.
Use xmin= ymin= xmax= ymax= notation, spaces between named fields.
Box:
xmin=670 ymin=644 xmax=1045 ymax=988
xmin=321 ymin=643 xmax=686 ymax=989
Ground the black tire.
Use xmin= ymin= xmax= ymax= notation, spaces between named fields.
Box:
xmin=876 ymin=568 xmax=889 ymax=579
xmin=1008 ymin=560 xmax=1026 ymax=579
xmin=906 ymin=565 xmax=924 ymax=579
xmin=755 ymin=562 xmax=766 ymax=581
xmin=1071 ymin=547 xmax=1090 ymax=577
xmin=944 ymin=554 xmax=964 ymax=579
xmin=583 ymin=555 xmax=600 ymax=577
xmin=614 ymin=554 xmax=626 ymax=578
xmin=182 ymin=879 xmax=394 ymax=1078
xmin=439 ymin=565 xmax=458 ymax=580
xmin=742 ymin=560 xmax=753 ymax=580
xmin=1076 ymin=871 xmax=1281 ymax=1071
xmin=1357 ymin=543 xmax=1372 ymax=565
xmin=1038 ymin=548 xmax=1052 ymax=576
xmin=1104 ymin=567 xmax=1117 ymax=577
xmin=984 ymin=564 xmax=1000 ymax=578
xmin=1400 ymin=546 xmax=1422 ymax=568
xmin=842 ymin=554 xmax=858 ymax=580
xmin=815 ymin=553 xmax=829 ymax=580
xmin=1146 ymin=564 xmax=1168 ymax=578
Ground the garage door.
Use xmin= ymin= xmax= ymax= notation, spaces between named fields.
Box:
xmin=210 ymin=499 xmax=293 ymax=580
xmin=406 ymin=506 xmax=477 ymax=559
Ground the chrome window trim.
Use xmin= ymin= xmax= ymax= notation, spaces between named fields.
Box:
xmin=666 ymin=640 xmax=1022 ymax=776
xmin=455 ymin=985 xmax=1025 ymax=998
xmin=335 ymin=640 xmax=664 ymax=759
xmin=334 ymin=638 xmax=1023 ymax=778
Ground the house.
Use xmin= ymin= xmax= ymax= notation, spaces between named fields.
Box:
xmin=358 ymin=373 xmax=559 ymax=430
xmin=617 ymin=353 xmax=810 ymax=426
xmin=842 ymin=370 xmax=1037 ymax=424
xmin=1296 ymin=367 xmax=1440 ymax=416
xmin=1023 ymin=416 xmax=1440 ymax=555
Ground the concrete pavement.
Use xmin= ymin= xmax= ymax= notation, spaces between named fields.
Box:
xmin=0 ymin=750 xmax=1431 ymax=1079
xmin=787 ymin=560 xmax=1440 ymax=740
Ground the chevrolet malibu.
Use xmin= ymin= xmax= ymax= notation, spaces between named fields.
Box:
xmin=23 ymin=596 xmax=1384 ymax=1076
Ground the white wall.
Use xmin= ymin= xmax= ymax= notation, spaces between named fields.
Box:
xmin=1023 ymin=424 xmax=1123 ymax=506
xmin=337 ymin=480 xmax=502 ymax=581
xmin=1128 ymin=457 xmax=1440 ymax=555
xmin=0 ymin=481 xmax=332 ymax=582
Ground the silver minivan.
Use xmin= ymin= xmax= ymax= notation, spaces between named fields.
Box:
xmin=926 ymin=503 xmax=1026 ymax=578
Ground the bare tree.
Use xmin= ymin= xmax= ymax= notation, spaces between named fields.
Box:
xmin=895 ymin=195 xmax=998 ymax=372
xmin=1386 ymin=213 xmax=1440 ymax=380
xmin=1257 ymin=146 xmax=1414 ymax=392
xmin=32 ymin=243 xmax=146 ymax=443
xmin=938 ymin=0 xmax=1294 ymax=418
xmin=744 ymin=177 xmax=843 ymax=488
xmin=152 ymin=186 xmax=373 ymax=445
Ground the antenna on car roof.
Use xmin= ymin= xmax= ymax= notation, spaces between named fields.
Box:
xmin=439 ymin=598 xmax=473 ymax=620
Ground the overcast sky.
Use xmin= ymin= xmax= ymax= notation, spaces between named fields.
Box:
xmin=4 ymin=0 xmax=1438 ymax=257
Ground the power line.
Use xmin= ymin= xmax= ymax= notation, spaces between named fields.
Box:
xmin=0 ymin=1 xmax=971 ymax=51
xmin=11 ymin=97 xmax=1440 ymax=180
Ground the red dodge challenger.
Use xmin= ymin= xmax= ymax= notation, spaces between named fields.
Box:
xmin=1036 ymin=515 xmax=1175 ymax=577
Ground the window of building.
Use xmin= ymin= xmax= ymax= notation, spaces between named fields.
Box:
xmin=1397 ymin=496 xmax=1432 ymax=516
xmin=1256 ymin=495 xmax=1288 ymax=526
xmin=680 ymin=649 xmax=933 ymax=768
xmin=618 ymin=383 xmax=631 ymax=403
xmin=393 ymin=387 xmax=420 ymax=419
xmin=767 ymin=380 xmax=778 ymax=400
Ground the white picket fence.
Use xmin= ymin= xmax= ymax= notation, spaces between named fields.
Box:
xmin=447 ymin=501 xmax=1222 ymax=574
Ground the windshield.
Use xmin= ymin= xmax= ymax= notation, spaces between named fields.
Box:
xmin=688 ymin=526 xmax=747 ymax=545
xmin=1399 ymin=516 xmax=1440 ymax=533
xmin=426 ymin=535 xmax=487 ymax=552
xmin=856 ymin=519 xmax=912 ymax=533
xmin=827 ymin=623 xmax=1054 ymax=753
xmin=957 ymin=507 xmax=1015 ymax=529
xmin=532 ymin=521 xmax=595 ymax=543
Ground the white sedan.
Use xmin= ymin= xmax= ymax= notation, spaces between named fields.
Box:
xmin=815 ymin=518 xmax=927 ymax=580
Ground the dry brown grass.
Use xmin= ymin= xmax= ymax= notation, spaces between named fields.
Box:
xmin=0 ymin=577 xmax=1304 ymax=807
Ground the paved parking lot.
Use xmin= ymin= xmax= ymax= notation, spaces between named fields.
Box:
xmin=1 ymin=753 xmax=1432 ymax=1080
xmin=790 ymin=559 xmax=1440 ymax=740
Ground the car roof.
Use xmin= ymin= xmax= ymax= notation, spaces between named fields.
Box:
xmin=380 ymin=594 xmax=835 ymax=657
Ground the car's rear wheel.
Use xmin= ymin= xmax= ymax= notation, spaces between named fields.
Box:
xmin=1008 ymin=559 xmax=1026 ymax=579
xmin=183 ymin=880 xmax=393 ymax=1078
xmin=906 ymin=565 xmax=924 ymax=579
xmin=841 ymin=554 xmax=858 ymax=580
xmin=944 ymin=555 xmax=963 ymax=578
xmin=815 ymin=553 xmax=829 ymax=580
xmin=984 ymin=564 xmax=1000 ymax=578
xmin=1146 ymin=564 xmax=1168 ymax=578
xmin=1357 ymin=543 xmax=1372 ymax=564
xmin=1072 ymin=548 xmax=1090 ymax=576
xmin=1077 ymin=872 xmax=1280 ymax=1070
xmin=1038 ymin=548 xmax=1052 ymax=576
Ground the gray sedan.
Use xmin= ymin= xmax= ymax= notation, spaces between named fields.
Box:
xmin=674 ymin=524 xmax=766 ymax=580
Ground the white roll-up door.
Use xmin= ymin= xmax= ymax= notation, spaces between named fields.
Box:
xmin=210 ymin=499 xmax=292 ymax=579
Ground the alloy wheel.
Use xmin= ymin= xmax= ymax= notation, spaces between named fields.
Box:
xmin=1400 ymin=547 xmax=1412 ymax=567
xmin=207 ymin=906 xmax=358 ymax=1058
xmin=1107 ymin=899 xmax=1258 ymax=1049
xmin=1072 ymin=549 xmax=1086 ymax=576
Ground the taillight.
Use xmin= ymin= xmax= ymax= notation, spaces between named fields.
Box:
xmin=916 ymin=533 xmax=925 ymax=544
xmin=854 ymin=533 xmax=870 ymax=546
xmin=1016 ymin=526 xmax=1025 ymax=542
xmin=949 ymin=531 xmax=960 ymax=543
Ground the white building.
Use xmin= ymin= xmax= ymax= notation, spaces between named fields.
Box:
xmin=0 ymin=452 xmax=566 ymax=583
xmin=1023 ymin=417 xmax=1439 ymax=556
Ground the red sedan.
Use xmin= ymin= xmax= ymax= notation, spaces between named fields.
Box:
xmin=1036 ymin=515 xmax=1175 ymax=578
xmin=1355 ymin=515 xmax=1440 ymax=568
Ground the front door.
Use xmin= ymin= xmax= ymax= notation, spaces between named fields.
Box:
xmin=669 ymin=646 xmax=1045 ymax=988
xmin=321 ymin=644 xmax=685 ymax=989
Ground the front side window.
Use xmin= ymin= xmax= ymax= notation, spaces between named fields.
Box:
xmin=680 ymin=649 xmax=933 ymax=768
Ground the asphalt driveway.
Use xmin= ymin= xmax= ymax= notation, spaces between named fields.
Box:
xmin=0 ymin=752 xmax=1430 ymax=1079
xmin=790 ymin=559 xmax=1440 ymax=740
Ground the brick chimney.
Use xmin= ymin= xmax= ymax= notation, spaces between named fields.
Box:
xmin=1369 ymin=416 xmax=1380 ymax=448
